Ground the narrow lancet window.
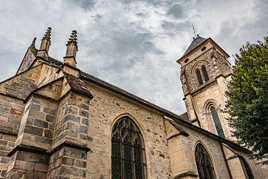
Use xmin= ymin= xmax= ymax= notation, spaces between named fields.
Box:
xmin=210 ymin=106 xmax=225 ymax=138
xmin=201 ymin=65 xmax=209 ymax=82
xmin=196 ymin=68 xmax=203 ymax=86
xmin=195 ymin=143 xmax=216 ymax=179
xmin=112 ymin=116 xmax=146 ymax=179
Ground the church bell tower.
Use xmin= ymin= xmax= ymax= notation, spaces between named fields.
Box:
xmin=177 ymin=35 xmax=233 ymax=139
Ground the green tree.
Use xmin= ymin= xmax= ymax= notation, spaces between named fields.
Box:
xmin=226 ymin=37 xmax=268 ymax=163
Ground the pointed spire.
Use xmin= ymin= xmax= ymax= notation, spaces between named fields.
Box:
xmin=43 ymin=27 xmax=52 ymax=40
xmin=66 ymin=30 xmax=78 ymax=57
xmin=37 ymin=27 xmax=52 ymax=57
xmin=31 ymin=37 xmax=37 ymax=48
xmin=64 ymin=30 xmax=78 ymax=67
xmin=29 ymin=37 xmax=37 ymax=54
xmin=67 ymin=30 xmax=77 ymax=46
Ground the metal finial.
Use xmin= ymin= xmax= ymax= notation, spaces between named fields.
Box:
xmin=192 ymin=24 xmax=197 ymax=39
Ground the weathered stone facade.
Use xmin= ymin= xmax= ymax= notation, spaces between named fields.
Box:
xmin=0 ymin=29 xmax=266 ymax=178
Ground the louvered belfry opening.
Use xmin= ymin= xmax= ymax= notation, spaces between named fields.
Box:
xmin=201 ymin=65 xmax=209 ymax=82
xmin=195 ymin=143 xmax=216 ymax=179
xmin=112 ymin=116 xmax=146 ymax=179
xmin=196 ymin=68 xmax=203 ymax=86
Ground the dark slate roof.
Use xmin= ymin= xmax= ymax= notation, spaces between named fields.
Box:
xmin=183 ymin=35 xmax=207 ymax=56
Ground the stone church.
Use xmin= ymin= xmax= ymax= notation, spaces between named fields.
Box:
xmin=0 ymin=27 xmax=266 ymax=179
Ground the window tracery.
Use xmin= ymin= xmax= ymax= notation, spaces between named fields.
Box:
xmin=112 ymin=116 xmax=146 ymax=179
xmin=195 ymin=143 xmax=216 ymax=179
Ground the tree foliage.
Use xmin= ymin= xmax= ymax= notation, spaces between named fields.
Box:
xmin=226 ymin=37 xmax=268 ymax=163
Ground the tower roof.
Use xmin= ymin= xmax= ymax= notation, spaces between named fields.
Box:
xmin=183 ymin=35 xmax=207 ymax=56
xmin=177 ymin=35 xmax=229 ymax=64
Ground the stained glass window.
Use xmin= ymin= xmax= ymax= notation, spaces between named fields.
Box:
xmin=210 ymin=106 xmax=225 ymax=138
xmin=195 ymin=143 xmax=216 ymax=179
xmin=239 ymin=156 xmax=254 ymax=179
xmin=201 ymin=65 xmax=209 ymax=82
xmin=196 ymin=68 xmax=203 ymax=86
xmin=112 ymin=117 xmax=146 ymax=179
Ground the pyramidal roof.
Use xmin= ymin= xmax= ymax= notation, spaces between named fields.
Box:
xmin=183 ymin=35 xmax=207 ymax=56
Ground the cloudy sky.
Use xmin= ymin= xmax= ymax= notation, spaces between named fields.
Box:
xmin=0 ymin=0 xmax=267 ymax=115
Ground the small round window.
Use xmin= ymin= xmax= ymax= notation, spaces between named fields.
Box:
xmin=184 ymin=58 xmax=189 ymax=63
xmin=201 ymin=46 xmax=206 ymax=51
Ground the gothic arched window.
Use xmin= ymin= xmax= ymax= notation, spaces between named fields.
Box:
xmin=210 ymin=106 xmax=225 ymax=138
xmin=196 ymin=68 xmax=203 ymax=86
xmin=112 ymin=116 xmax=146 ymax=179
xmin=195 ymin=143 xmax=216 ymax=179
xmin=201 ymin=65 xmax=209 ymax=82
xmin=239 ymin=156 xmax=254 ymax=179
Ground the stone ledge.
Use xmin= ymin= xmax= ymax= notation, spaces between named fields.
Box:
xmin=8 ymin=140 xmax=91 ymax=157
xmin=50 ymin=140 xmax=91 ymax=155
xmin=8 ymin=144 xmax=48 ymax=157
xmin=173 ymin=171 xmax=198 ymax=179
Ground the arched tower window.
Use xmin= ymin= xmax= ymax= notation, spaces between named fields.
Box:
xmin=196 ymin=68 xmax=203 ymax=86
xmin=195 ymin=143 xmax=216 ymax=179
xmin=112 ymin=116 xmax=146 ymax=179
xmin=201 ymin=65 xmax=209 ymax=82
xmin=210 ymin=106 xmax=225 ymax=138
xmin=239 ymin=156 xmax=254 ymax=179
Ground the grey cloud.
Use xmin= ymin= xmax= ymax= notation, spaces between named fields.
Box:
xmin=215 ymin=0 xmax=268 ymax=65
xmin=66 ymin=0 xmax=96 ymax=10
xmin=136 ymin=12 xmax=147 ymax=17
xmin=109 ymin=32 xmax=161 ymax=56
xmin=167 ymin=4 xmax=185 ymax=18
xmin=161 ymin=20 xmax=191 ymax=32
xmin=122 ymin=0 xmax=171 ymax=7
xmin=0 ymin=48 xmax=21 ymax=80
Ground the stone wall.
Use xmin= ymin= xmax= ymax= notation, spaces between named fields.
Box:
xmin=167 ymin=121 xmax=265 ymax=179
xmin=6 ymin=150 xmax=49 ymax=179
xmin=53 ymin=92 xmax=91 ymax=149
xmin=38 ymin=63 xmax=63 ymax=87
xmin=84 ymin=81 xmax=171 ymax=178
xmin=6 ymin=94 xmax=57 ymax=178
xmin=48 ymin=92 xmax=91 ymax=178
xmin=0 ymin=133 xmax=16 ymax=179
xmin=192 ymin=82 xmax=232 ymax=138
xmin=17 ymin=46 xmax=37 ymax=74
xmin=0 ymin=94 xmax=24 ymax=135
xmin=0 ymin=65 xmax=41 ymax=100
xmin=0 ymin=94 xmax=24 ymax=179
xmin=48 ymin=146 xmax=88 ymax=178
xmin=15 ymin=95 xmax=57 ymax=150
